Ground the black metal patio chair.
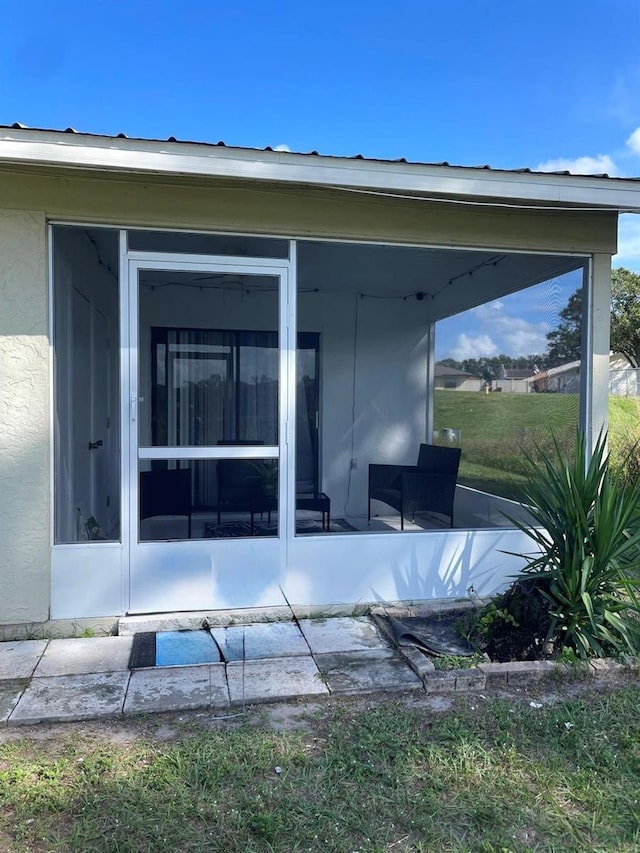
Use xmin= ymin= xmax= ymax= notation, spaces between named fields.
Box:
xmin=368 ymin=443 xmax=461 ymax=530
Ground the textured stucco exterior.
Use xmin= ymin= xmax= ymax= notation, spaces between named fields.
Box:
xmin=0 ymin=208 xmax=49 ymax=623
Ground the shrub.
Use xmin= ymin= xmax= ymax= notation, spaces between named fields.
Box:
xmin=506 ymin=432 xmax=640 ymax=658
xmin=608 ymin=433 xmax=640 ymax=491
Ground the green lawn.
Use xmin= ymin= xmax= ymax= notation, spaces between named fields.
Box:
xmin=434 ymin=390 xmax=640 ymax=500
xmin=2 ymin=685 xmax=640 ymax=852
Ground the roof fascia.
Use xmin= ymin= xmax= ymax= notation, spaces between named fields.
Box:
xmin=0 ymin=129 xmax=637 ymax=210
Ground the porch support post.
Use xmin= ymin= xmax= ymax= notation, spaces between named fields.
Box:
xmin=581 ymin=253 xmax=611 ymax=450
xmin=426 ymin=321 xmax=436 ymax=443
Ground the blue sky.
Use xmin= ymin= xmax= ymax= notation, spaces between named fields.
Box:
xmin=2 ymin=0 xmax=640 ymax=359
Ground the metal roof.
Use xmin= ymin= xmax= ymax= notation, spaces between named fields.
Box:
xmin=3 ymin=121 xmax=637 ymax=182
xmin=434 ymin=364 xmax=480 ymax=378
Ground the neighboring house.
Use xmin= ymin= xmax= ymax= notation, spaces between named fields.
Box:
xmin=434 ymin=364 xmax=482 ymax=391
xmin=0 ymin=124 xmax=631 ymax=633
xmin=529 ymin=361 xmax=581 ymax=394
xmin=609 ymin=353 xmax=640 ymax=397
xmin=493 ymin=365 xmax=535 ymax=393
xmin=530 ymin=354 xmax=639 ymax=396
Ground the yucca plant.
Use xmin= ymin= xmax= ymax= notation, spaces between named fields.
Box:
xmin=508 ymin=431 xmax=640 ymax=659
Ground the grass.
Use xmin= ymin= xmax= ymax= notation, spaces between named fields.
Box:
xmin=2 ymin=686 xmax=640 ymax=852
xmin=434 ymin=391 xmax=640 ymax=500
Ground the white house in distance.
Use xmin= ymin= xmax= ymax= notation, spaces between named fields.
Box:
xmin=530 ymin=354 xmax=639 ymax=396
xmin=0 ymin=124 xmax=637 ymax=635
xmin=529 ymin=361 xmax=582 ymax=394
xmin=494 ymin=366 xmax=536 ymax=393
xmin=609 ymin=354 xmax=640 ymax=397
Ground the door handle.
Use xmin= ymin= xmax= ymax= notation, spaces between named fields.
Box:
xmin=88 ymin=440 xmax=103 ymax=450
xmin=130 ymin=395 xmax=144 ymax=422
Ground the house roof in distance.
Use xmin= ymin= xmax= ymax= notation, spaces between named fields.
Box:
xmin=501 ymin=367 xmax=536 ymax=379
xmin=1 ymin=124 xmax=640 ymax=212
xmin=434 ymin=364 xmax=481 ymax=379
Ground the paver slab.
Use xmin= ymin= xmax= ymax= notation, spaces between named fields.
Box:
xmin=210 ymin=621 xmax=308 ymax=661
xmin=227 ymin=656 xmax=329 ymax=704
xmin=0 ymin=641 xmax=47 ymax=680
xmin=124 ymin=664 xmax=228 ymax=715
xmin=156 ymin=631 xmax=221 ymax=666
xmin=0 ymin=679 xmax=29 ymax=723
xmin=298 ymin=617 xmax=388 ymax=654
xmin=315 ymin=649 xmax=422 ymax=695
xmin=33 ymin=636 xmax=134 ymax=677
xmin=9 ymin=671 xmax=130 ymax=725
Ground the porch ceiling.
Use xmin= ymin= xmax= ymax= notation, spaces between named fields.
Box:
xmin=297 ymin=241 xmax=585 ymax=321
xmin=86 ymin=227 xmax=585 ymax=322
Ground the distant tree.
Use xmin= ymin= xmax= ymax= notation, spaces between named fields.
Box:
xmin=611 ymin=267 xmax=640 ymax=367
xmin=546 ymin=289 xmax=582 ymax=367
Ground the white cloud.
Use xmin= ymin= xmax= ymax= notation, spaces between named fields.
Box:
xmin=473 ymin=300 xmax=503 ymax=320
xmin=472 ymin=302 xmax=549 ymax=355
xmin=449 ymin=333 xmax=498 ymax=361
xmin=626 ymin=127 xmax=640 ymax=155
xmin=615 ymin=214 xmax=640 ymax=272
xmin=444 ymin=300 xmax=551 ymax=360
xmin=502 ymin=326 xmax=549 ymax=355
xmin=274 ymin=143 xmax=291 ymax=152
xmin=535 ymin=154 xmax=619 ymax=176
xmin=493 ymin=315 xmax=549 ymax=356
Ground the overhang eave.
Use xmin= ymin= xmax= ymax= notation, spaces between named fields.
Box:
xmin=1 ymin=129 xmax=639 ymax=213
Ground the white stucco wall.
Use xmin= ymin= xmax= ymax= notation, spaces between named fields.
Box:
xmin=0 ymin=209 xmax=50 ymax=623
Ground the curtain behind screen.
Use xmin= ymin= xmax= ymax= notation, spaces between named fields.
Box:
xmin=152 ymin=327 xmax=319 ymax=504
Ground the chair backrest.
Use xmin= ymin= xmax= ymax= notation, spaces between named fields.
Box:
xmin=140 ymin=468 xmax=192 ymax=519
xmin=217 ymin=459 xmax=263 ymax=505
xmin=417 ymin=443 xmax=461 ymax=475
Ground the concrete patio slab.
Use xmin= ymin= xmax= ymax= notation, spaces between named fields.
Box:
xmin=0 ymin=640 xmax=47 ymax=680
xmin=0 ymin=679 xmax=29 ymax=723
xmin=9 ymin=671 xmax=130 ymax=725
xmin=33 ymin=636 xmax=134 ymax=677
xmin=210 ymin=621 xmax=308 ymax=661
xmin=124 ymin=664 xmax=229 ymax=715
xmin=314 ymin=649 xmax=422 ymax=695
xmin=156 ymin=631 xmax=221 ymax=666
xmin=298 ymin=617 xmax=388 ymax=655
xmin=227 ymin=656 xmax=329 ymax=704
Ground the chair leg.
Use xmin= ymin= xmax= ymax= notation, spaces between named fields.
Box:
xmin=400 ymin=513 xmax=404 ymax=531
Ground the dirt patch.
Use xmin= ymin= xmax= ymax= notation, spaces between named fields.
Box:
xmin=0 ymin=673 xmax=634 ymax=746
